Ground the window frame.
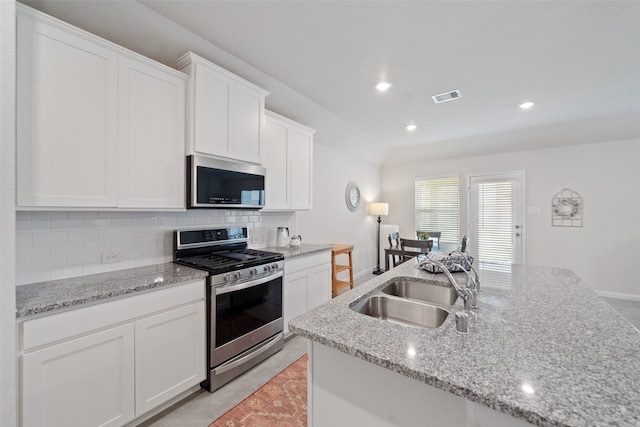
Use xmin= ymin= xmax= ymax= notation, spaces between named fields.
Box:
xmin=414 ymin=174 xmax=461 ymax=245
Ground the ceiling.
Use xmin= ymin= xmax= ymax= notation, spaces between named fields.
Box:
xmin=25 ymin=1 xmax=640 ymax=164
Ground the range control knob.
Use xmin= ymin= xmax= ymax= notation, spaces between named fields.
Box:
xmin=223 ymin=274 xmax=231 ymax=282
xmin=271 ymin=263 xmax=279 ymax=270
xmin=249 ymin=268 xmax=256 ymax=276
xmin=233 ymin=272 xmax=241 ymax=280
xmin=263 ymin=265 xmax=271 ymax=272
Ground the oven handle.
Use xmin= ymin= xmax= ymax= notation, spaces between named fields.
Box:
xmin=212 ymin=333 xmax=283 ymax=375
xmin=214 ymin=271 xmax=283 ymax=295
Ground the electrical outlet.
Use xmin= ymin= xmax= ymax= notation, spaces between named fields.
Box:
xmin=101 ymin=251 xmax=121 ymax=264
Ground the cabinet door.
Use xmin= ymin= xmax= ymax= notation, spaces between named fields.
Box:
xmin=263 ymin=117 xmax=289 ymax=210
xmin=192 ymin=63 xmax=233 ymax=157
xmin=233 ymin=84 xmax=264 ymax=163
xmin=134 ymin=301 xmax=206 ymax=416
xmin=118 ymin=57 xmax=186 ymax=208
xmin=288 ymin=128 xmax=313 ymax=210
xmin=307 ymin=264 xmax=332 ymax=311
xmin=17 ymin=11 xmax=118 ymax=207
xmin=284 ymin=272 xmax=309 ymax=335
xmin=22 ymin=324 xmax=135 ymax=427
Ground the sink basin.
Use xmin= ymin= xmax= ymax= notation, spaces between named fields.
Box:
xmin=381 ymin=278 xmax=458 ymax=306
xmin=353 ymin=295 xmax=449 ymax=329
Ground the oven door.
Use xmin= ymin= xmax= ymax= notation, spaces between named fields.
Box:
xmin=210 ymin=271 xmax=283 ymax=367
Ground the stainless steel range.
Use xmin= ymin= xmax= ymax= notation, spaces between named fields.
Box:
xmin=174 ymin=227 xmax=284 ymax=392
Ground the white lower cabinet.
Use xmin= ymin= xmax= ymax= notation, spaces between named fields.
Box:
xmin=19 ymin=280 xmax=206 ymax=427
xmin=284 ymin=251 xmax=331 ymax=334
xmin=135 ymin=302 xmax=205 ymax=415
xmin=22 ymin=325 xmax=135 ymax=427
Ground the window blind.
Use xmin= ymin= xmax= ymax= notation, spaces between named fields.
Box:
xmin=475 ymin=181 xmax=513 ymax=263
xmin=415 ymin=177 xmax=459 ymax=244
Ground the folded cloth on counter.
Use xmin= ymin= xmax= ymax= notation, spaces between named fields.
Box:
xmin=416 ymin=251 xmax=474 ymax=273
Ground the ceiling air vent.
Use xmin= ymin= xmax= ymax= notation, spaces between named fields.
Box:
xmin=432 ymin=89 xmax=461 ymax=104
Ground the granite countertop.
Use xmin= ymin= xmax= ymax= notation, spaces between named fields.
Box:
xmin=262 ymin=243 xmax=332 ymax=259
xmin=289 ymin=260 xmax=640 ymax=427
xmin=16 ymin=263 xmax=208 ymax=319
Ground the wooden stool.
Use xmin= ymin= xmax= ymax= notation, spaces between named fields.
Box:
xmin=331 ymin=244 xmax=354 ymax=297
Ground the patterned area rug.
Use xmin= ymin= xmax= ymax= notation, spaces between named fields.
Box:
xmin=209 ymin=354 xmax=308 ymax=427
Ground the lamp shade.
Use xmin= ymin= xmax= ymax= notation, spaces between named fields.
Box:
xmin=369 ymin=202 xmax=389 ymax=216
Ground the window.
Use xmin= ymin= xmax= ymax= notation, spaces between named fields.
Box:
xmin=415 ymin=176 xmax=459 ymax=244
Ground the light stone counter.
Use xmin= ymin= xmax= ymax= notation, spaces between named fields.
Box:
xmin=16 ymin=263 xmax=208 ymax=319
xmin=289 ymin=260 xmax=640 ymax=427
xmin=261 ymin=243 xmax=332 ymax=259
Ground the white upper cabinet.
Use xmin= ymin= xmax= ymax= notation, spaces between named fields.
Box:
xmin=177 ymin=52 xmax=269 ymax=164
xmin=118 ymin=57 xmax=185 ymax=209
xmin=16 ymin=4 xmax=187 ymax=210
xmin=17 ymin=8 xmax=119 ymax=208
xmin=263 ymin=110 xmax=315 ymax=211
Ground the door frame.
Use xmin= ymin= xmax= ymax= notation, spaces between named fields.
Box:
xmin=466 ymin=170 xmax=526 ymax=264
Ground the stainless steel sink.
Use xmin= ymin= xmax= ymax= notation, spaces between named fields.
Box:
xmin=353 ymin=295 xmax=449 ymax=329
xmin=381 ymin=278 xmax=458 ymax=306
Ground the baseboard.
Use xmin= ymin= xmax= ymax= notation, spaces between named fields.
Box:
xmin=595 ymin=290 xmax=640 ymax=301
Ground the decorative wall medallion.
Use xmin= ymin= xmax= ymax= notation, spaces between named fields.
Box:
xmin=345 ymin=182 xmax=360 ymax=212
xmin=552 ymin=188 xmax=583 ymax=227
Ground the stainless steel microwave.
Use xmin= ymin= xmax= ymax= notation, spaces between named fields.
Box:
xmin=187 ymin=155 xmax=265 ymax=209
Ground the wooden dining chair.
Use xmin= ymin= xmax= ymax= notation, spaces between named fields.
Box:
xmin=416 ymin=231 xmax=441 ymax=248
xmin=387 ymin=232 xmax=401 ymax=267
xmin=399 ymin=238 xmax=433 ymax=264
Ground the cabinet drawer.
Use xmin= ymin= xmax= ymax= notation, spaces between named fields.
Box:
xmin=285 ymin=251 xmax=331 ymax=275
xmin=22 ymin=280 xmax=205 ymax=351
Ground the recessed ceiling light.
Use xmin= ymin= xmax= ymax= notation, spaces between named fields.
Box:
xmin=376 ymin=82 xmax=391 ymax=92
xmin=519 ymin=101 xmax=534 ymax=110
xmin=406 ymin=124 xmax=417 ymax=131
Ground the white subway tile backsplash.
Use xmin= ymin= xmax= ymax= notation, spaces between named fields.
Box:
xmin=17 ymin=244 xmax=49 ymax=259
xmin=83 ymin=219 xmax=112 ymax=228
xmin=16 ymin=232 xmax=33 ymax=247
xmin=98 ymin=228 xmax=125 ymax=240
xmin=50 ymin=266 xmax=84 ymax=280
xmin=158 ymin=217 xmax=178 ymax=227
xmin=32 ymin=211 xmax=67 ymax=220
xmin=135 ymin=218 xmax=157 ymax=227
xmin=68 ymin=252 xmax=99 ymax=266
xmin=68 ymin=211 xmax=98 ymax=219
xmin=51 ymin=219 xmax=83 ymax=230
xmin=50 ymin=242 xmax=84 ymax=255
xmin=98 ymin=211 xmax=124 ymax=219
xmin=111 ymin=218 xmax=137 ymax=227
xmin=177 ymin=217 xmax=195 ymax=226
xmin=32 ymin=255 xmax=67 ymax=270
xmin=111 ymin=238 xmax=135 ymax=250
xmin=17 ymin=220 xmax=50 ymax=231
xmin=32 ymin=231 xmax=68 ymax=245
xmin=16 ymin=211 xmax=32 ymax=221
xmin=68 ymin=229 xmax=98 ymax=242
xmin=83 ymin=240 xmax=112 ymax=252
xmin=16 ymin=209 xmax=295 ymax=285
xmin=16 ymin=258 xmax=31 ymax=272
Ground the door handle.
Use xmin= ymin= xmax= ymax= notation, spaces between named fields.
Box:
xmin=515 ymin=233 xmax=521 ymax=237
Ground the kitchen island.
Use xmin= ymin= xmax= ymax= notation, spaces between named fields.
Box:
xmin=289 ymin=260 xmax=640 ymax=427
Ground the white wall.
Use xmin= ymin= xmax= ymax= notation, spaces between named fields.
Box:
xmin=382 ymin=138 xmax=640 ymax=299
xmin=297 ymin=144 xmax=382 ymax=278
xmin=0 ymin=0 xmax=16 ymax=424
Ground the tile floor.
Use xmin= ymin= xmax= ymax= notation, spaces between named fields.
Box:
xmin=143 ymin=273 xmax=639 ymax=426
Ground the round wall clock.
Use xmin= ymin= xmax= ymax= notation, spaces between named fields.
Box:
xmin=345 ymin=181 xmax=360 ymax=212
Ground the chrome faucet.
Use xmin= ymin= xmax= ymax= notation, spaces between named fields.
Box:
xmin=449 ymin=250 xmax=480 ymax=293
xmin=415 ymin=258 xmax=475 ymax=311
